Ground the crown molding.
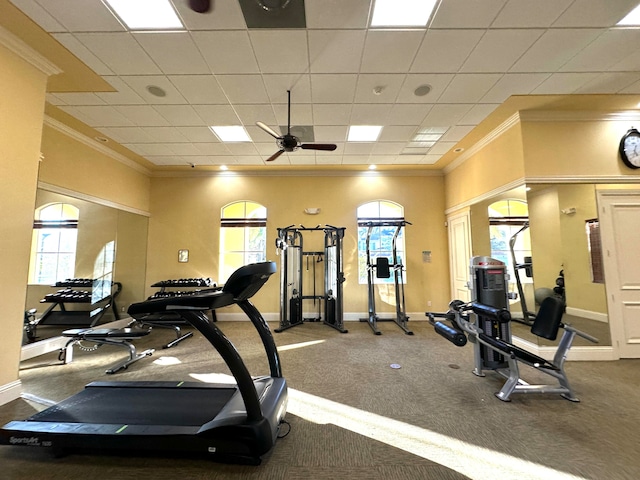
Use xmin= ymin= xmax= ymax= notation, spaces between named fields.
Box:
xmin=0 ymin=26 xmax=61 ymax=76
xmin=38 ymin=182 xmax=151 ymax=217
xmin=519 ymin=110 xmax=640 ymax=122
xmin=525 ymin=175 xmax=640 ymax=184
xmin=443 ymin=112 xmax=521 ymax=175
xmin=43 ymin=116 xmax=151 ymax=176
xmin=150 ymin=168 xmax=444 ymax=178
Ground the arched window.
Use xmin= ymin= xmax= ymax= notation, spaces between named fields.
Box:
xmin=488 ymin=199 xmax=531 ymax=283
xmin=29 ymin=203 xmax=79 ymax=284
xmin=357 ymin=200 xmax=406 ymax=284
xmin=219 ymin=201 xmax=267 ymax=282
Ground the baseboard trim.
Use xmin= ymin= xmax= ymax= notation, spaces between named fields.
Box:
xmin=20 ymin=318 xmax=132 ymax=362
xmin=0 ymin=380 xmax=22 ymax=407
xmin=566 ymin=307 xmax=608 ymax=323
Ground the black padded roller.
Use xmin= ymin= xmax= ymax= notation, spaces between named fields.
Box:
xmin=470 ymin=302 xmax=511 ymax=323
xmin=434 ymin=321 xmax=467 ymax=347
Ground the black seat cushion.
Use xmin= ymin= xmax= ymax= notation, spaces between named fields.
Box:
xmin=531 ymin=296 xmax=564 ymax=340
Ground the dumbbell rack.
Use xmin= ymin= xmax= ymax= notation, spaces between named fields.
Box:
xmin=140 ymin=277 xmax=219 ymax=348
xmin=35 ymin=279 xmax=122 ymax=333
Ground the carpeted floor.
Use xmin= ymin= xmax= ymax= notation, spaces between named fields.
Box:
xmin=2 ymin=318 xmax=639 ymax=480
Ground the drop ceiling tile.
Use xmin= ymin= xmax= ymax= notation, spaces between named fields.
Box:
xmin=305 ymin=0 xmax=370 ymax=28
xmin=510 ymin=28 xmax=603 ymax=73
xmin=361 ymin=30 xmax=424 ymax=73
xmin=421 ymin=104 xmax=473 ymax=126
xmin=438 ymin=74 xmax=502 ymax=103
xmin=249 ymin=31 xmax=309 ymax=74
xmin=387 ymin=104 xmax=432 ymax=125
xmin=560 ymin=29 xmax=640 ymax=72
xmin=167 ymin=143 xmax=202 ymax=156
xmin=429 ymin=141 xmax=457 ymax=155
xmin=234 ymin=105 xmax=278 ymax=129
xmin=368 ymin=156 xmax=396 ymax=164
xmin=97 ymin=127 xmax=156 ymax=144
xmin=421 ymin=154 xmax=443 ymax=165
xmin=74 ymin=33 xmax=161 ymax=75
xmin=154 ymin=105 xmax=205 ymax=127
xmin=141 ymin=127 xmax=190 ymax=143
xmin=312 ymin=104 xmax=352 ymax=125
xmin=354 ymin=74 xmax=405 ymax=103
xmin=309 ymin=30 xmax=366 ymax=73
xmin=431 ymin=0 xmax=507 ymax=28
xmin=49 ymin=92 xmax=106 ymax=105
xmin=491 ymin=0 xmax=572 ymax=27
xmin=144 ymin=156 xmax=185 ymax=166
xmin=113 ymin=105 xmax=170 ymax=127
xmin=254 ymin=143 xmax=279 ymax=156
xmin=316 ymin=154 xmax=343 ymax=165
xmin=215 ymin=75 xmax=270 ymax=104
xmin=411 ymin=30 xmax=484 ymax=73
xmin=288 ymin=155 xmax=317 ymax=165
xmin=168 ymin=75 xmax=227 ymax=104
xmin=397 ymin=74 xmax=454 ymax=103
xmin=552 ymin=0 xmax=639 ymax=27
xmin=480 ymin=73 xmax=549 ymax=103
xmin=52 ymin=33 xmax=114 ymax=75
xmin=121 ymin=76 xmax=188 ymax=104
xmin=133 ymin=32 xmax=209 ymax=75
xmin=176 ymin=0 xmax=246 ymax=30
xmin=273 ymin=103 xmax=313 ymax=127
xmin=531 ymin=72 xmax=600 ymax=94
xmin=314 ymin=126 xmax=348 ymax=143
xmin=96 ymin=77 xmax=145 ymax=105
xmin=441 ymin=125 xmax=475 ymax=142
xmin=341 ymin=155 xmax=371 ymax=164
xmin=69 ymin=105 xmax=134 ymax=127
xmin=192 ymin=31 xmax=259 ymax=74
xmin=575 ymin=72 xmax=640 ymax=94
xmin=247 ymin=125 xmax=277 ymax=144
xmin=460 ymin=30 xmax=544 ymax=73
xmin=344 ymin=143 xmax=374 ymax=155
xmin=459 ymin=104 xmax=499 ymax=125
xmin=193 ymin=143 xmax=231 ymax=155
xmin=192 ymin=105 xmax=241 ymax=125
xmin=378 ymin=126 xmax=417 ymax=142
xmin=310 ymin=74 xmax=358 ymax=103
xmin=176 ymin=127 xmax=219 ymax=143
xmin=11 ymin=0 xmax=66 ymax=32
xmin=29 ymin=0 xmax=124 ymax=32
xmin=371 ymin=142 xmax=405 ymax=155
xmin=349 ymin=104 xmax=393 ymax=124
xmin=130 ymin=143 xmax=175 ymax=156
xmin=394 ymin=155 xmax=423 ymax=164
xmin=263 ymin=75 xmax=312 ymax=103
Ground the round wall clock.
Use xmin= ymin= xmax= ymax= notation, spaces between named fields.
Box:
xmin=619 ymin=128 xmax=640 ymax=169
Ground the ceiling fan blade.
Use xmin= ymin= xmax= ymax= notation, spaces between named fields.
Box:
xmin=300 ymin=143 xmax=338 ymax=151
xmin=256 ymin=121 xmax=282 ymax=139
xmin=266 ymin=150 xmax=286 ymax=162
xmin=188 ymin=0 xmax=211 ymax=13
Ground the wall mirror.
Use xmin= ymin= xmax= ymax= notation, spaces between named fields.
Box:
xmin=22 ymin=188 xmax=149 ymax=350
xmin=470 ymin=183 xmax=611 ymax=348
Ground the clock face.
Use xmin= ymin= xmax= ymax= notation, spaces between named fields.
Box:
xmin=620 ymin=129 xmax=640 ymax=169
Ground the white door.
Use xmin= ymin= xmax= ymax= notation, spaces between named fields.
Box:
xmin=447 ymin=210 xmax=472 ymax=302
xmin=598 ymin=190 xmax=640 ymax=359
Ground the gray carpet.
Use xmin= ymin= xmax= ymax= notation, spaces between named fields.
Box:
xmin=2 ymin=319 xmax=639 ymax=479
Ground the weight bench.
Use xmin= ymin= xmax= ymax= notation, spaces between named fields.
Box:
xmin=61 ymin=327 xmax=154 ymax=374
xmin=429 ymin=296 xmax=598 ymax=402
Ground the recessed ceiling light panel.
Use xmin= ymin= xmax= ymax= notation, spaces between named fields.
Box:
xmin=348 ymin=125 xmax=383 ymax=142
xmin=210 ymin=126 xmax=252 ymax=142
xmin=104 ymin=0 xmax=183 ymax=30
xmin=371 ymin=0 xmax=437 ymax=27
xmin=618 ymin=5 xmax=640 ymax=25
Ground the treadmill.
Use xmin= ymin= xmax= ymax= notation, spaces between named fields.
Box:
xmin=1 ymin=261 xmax=287 ymax=465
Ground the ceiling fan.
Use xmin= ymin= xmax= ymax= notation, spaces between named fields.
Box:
xmin=256 ymin=90 xmax=338 ymax=162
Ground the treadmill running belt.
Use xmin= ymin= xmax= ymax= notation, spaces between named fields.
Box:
xmin=28 ymin=386 xmax=237 ymax=426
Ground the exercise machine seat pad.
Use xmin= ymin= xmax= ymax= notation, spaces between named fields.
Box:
xmin=530 ymin=296 xmax=564 ymax=340
xmin=477 ymin=333 xmax=560 ymax=371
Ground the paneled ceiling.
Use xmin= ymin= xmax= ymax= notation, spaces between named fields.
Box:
xmin=5 ymin=0 xmax=640 ymax=172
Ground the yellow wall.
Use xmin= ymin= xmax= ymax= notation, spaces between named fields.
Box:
xmin=444 ymin=124 xmax=525 ymax=210
xmin=38 ymin=125 xmax=151 ymax=214
xmin=146 ymin=173 xmax=450 ymax=314
xmin=0 ymin=45 xmax=47 ymax=387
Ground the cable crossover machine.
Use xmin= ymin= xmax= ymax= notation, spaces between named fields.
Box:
xmin=359 ymin=219 xmax=413 ymax=335
xmin=275 ymin=224 xmax=347 ymax=333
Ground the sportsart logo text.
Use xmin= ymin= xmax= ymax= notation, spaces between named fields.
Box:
xmin=9 ymin=436 xmax=51 ymax=446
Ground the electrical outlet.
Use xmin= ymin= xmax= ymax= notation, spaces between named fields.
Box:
xmin=427 ymin=301 xmax=432 ymax=307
